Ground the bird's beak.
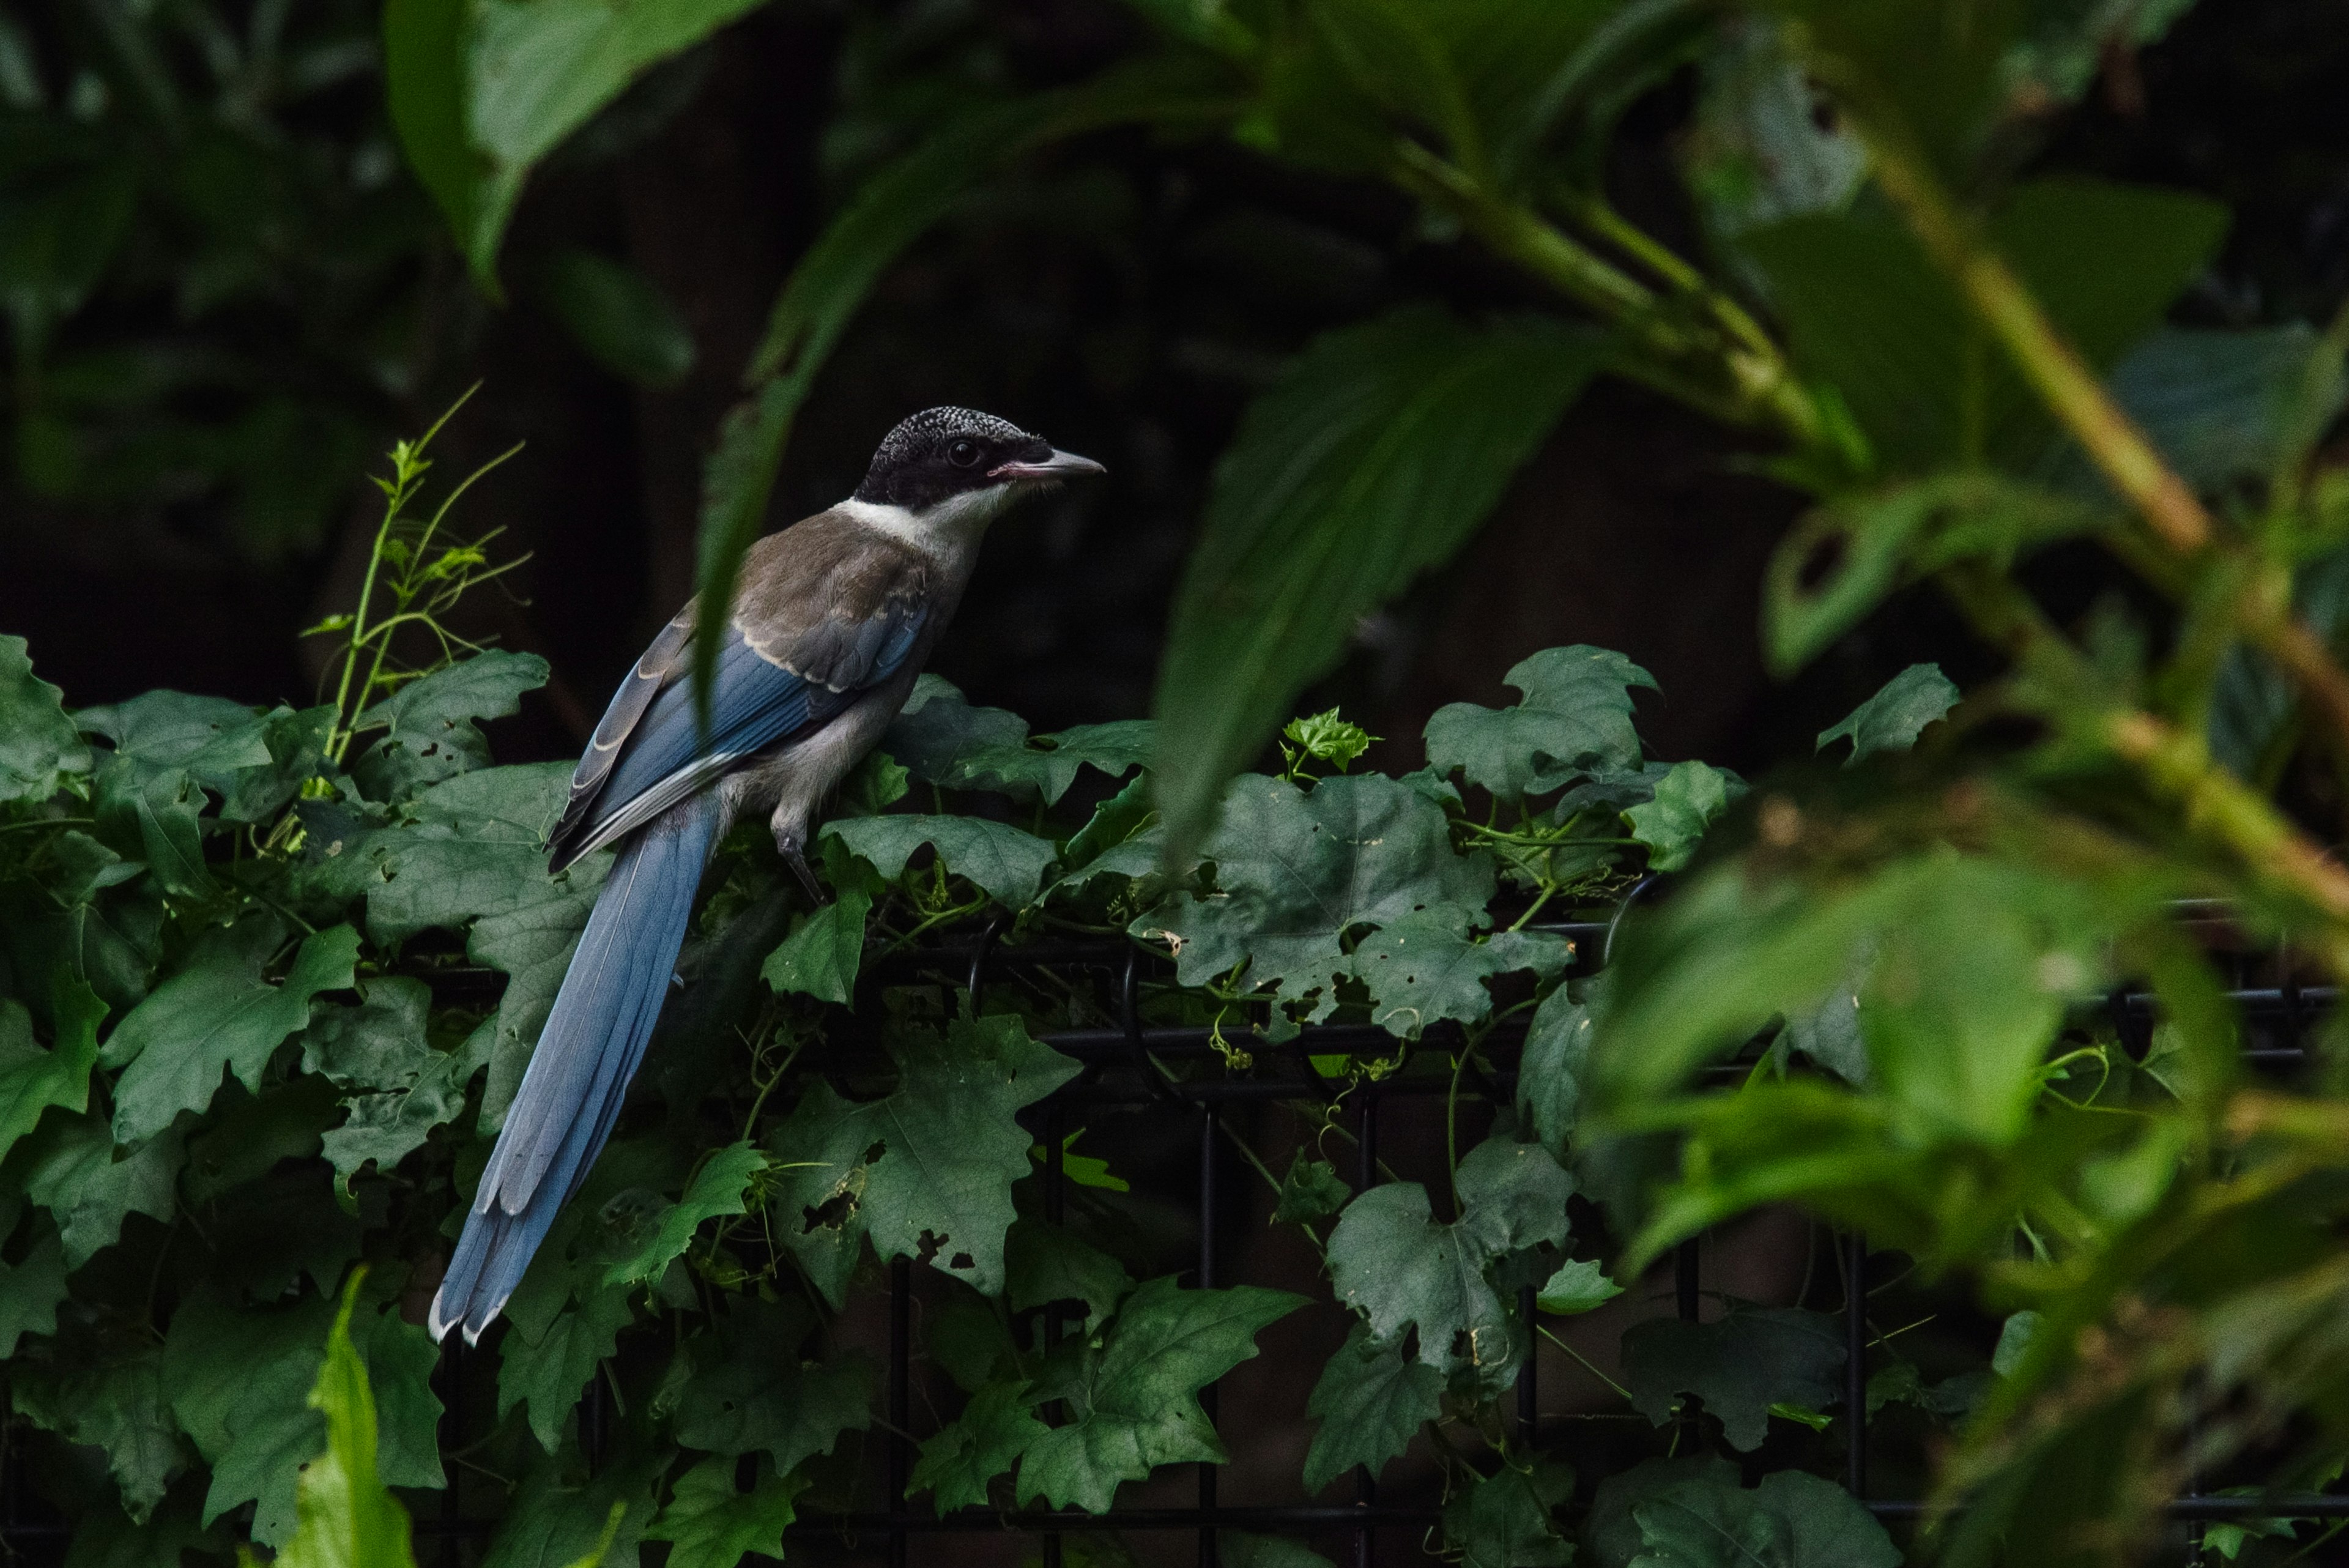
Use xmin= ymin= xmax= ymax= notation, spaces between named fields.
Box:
xmin=989 ymin=448 xmax=1107 ymax=481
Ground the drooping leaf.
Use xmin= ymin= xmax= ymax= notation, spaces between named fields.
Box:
xmin=1442 ymin=1460 xmax=1574 ymax=1568
xmin=271 ymin=1273 xmax=421 ymax=1568
xmin=761 ymin=886 xmax=874 ymax=1005
xmin=603 ymin=1141 xmax=766 ymax=1287
xmin=645 ymin=1455 xmax=807 ymax=1568
xmin=1154 ymin=308 xmax=1608 ymax=859
xmin=497 ymin=1285 xmax=638 ymax=1457
xmin=0 ymin=635 xmax=89 ymax=801
xmin=1516 ymin=984 xmax=1592 ymax=1162
xmin=0 ymin=1219 xmax=70 ymax=1355
xmin=908 ymin=1380 xmax=1049 ymax=1515
xmin=1625 ymin=761 xmax=1743 ymax=873
xmin=765 ymin=1013 xmax=1082 ymax=1301
xmin=1349 ymin=916 xmax=1572 ymax=1038
xmin=1817 ymin=664 xmax=1959 ymax=765
xmin=1301 ymin=1323 xmax=1444 ymax=1493
xmin=1621 ymin=1306 xmax=1845 ymax=1452
xmin=1017 ymin=1277 xmax=1307 ymax=1512
xmin=824 ymin=814 xmax=1059 ymax=908
xmin=1425 ymin=646 xmax=1659 ymax=803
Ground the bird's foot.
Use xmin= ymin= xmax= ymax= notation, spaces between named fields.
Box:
xmin=777 ymin=832 xmax=828 ymax=905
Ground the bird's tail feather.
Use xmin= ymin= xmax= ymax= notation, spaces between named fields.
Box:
xmin=429 ymin=794 xmax=721 ymax=1343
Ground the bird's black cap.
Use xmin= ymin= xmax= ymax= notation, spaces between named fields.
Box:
xmin=855 ymin=406 xmax=1102 ymax=510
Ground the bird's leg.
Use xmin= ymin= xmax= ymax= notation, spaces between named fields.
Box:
xmin=773 ymin=819 xmax=828 ymax=906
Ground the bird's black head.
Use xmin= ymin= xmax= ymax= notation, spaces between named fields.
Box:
xmin=853 ymin=407 xmax=1104 ymax=512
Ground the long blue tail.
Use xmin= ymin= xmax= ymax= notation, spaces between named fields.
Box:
xmin=429 ymin=793 xmax=722 ymax=1343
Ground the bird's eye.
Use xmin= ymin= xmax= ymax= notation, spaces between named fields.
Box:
xmin=947 ymin=439 xmax=981 ymax=468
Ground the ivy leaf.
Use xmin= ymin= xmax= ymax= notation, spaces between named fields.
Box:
xmin=1816 ymin=663 xmax=1959 ymax=766
xmin=0 ymin=635 xmax=89 ymax=801
xmin=1326 ymin=1137 xmax=1570 ymax=1388
xmin=1135 ymin=773 xmax=1491 ymax=1020
xmin=24 ymin=1112 xmax=185 ymax=1266
xmin=110 ymin=923 xmax=361 ymax=1145
xmin=766 ymin=1013 xmax=1082 ymax=1302
xmin=1349 ymin=915 xmax=1570 ymax=1038
xmin=672 ymin=1296 xmax=877 ymax=1474
xmin=272 ymin=1273 xmax=419 ymax=1568
xmin=645 ymin=1455 xmax=808 ymax=1568
xmin=761 ymin=886 xmax=874 ymax=1005
xmin=1152 ymin=307 xmax=1607 ymax=860
xmin=603 ymin=1142 xmax=766 ymax=1287
xmin=886 ymin=677 xmax=1155 ymax=803
xmin=0 ymin=978 xmax=103 ymax=1165
xmin=1425 ymin=647 xmax=1658 ymax=803
xmin=909 ymin=1380 xmax=1048 ymax=1514
xmin=1272 ymin=1153 xmax=1352 ymax=1227
xmin=1442 ymin=1461 xmax=1574 ymax=1568
xmin=1535 ymin=1258 xmax=1624 ymax=1316
xmin=1627 ymin=1470 xmax=1900 ymax=1568
xmin=1621 ymin=1306 xmax=1845 ymax=1451
xmin=1017 ymin=1277 xmax=1307 ymax=1512
xmin=1516 ymin=985 xmax=1591 ymax=1162
xmin=1007 ymin=1220 xmax=1135 ymax=1326
xmin=353 ymin=649 xmax=549 ymax=800
xmin=1624 ymin=762 xmax=1743 ymax=874
xmin=0 ymin=1219 xmax=70 ymax=1354
xmin=1301 ymin=1324 xmax=1444 ymax=1493
xmin=12 ymin=1340 xmax=189 ymax=1523
xmin=825 ymin=814 xmax=1059 ymax=908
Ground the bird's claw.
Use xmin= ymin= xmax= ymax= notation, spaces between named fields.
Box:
xmin=778 ymin=834 xmax=829 ymax=906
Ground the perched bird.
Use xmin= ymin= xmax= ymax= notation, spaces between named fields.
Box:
xmin=429 ymin=407 xmax=1104 ymax=1343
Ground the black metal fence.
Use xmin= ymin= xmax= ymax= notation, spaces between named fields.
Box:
xmin=12 ymin=915 xmax=2349 ymax=1565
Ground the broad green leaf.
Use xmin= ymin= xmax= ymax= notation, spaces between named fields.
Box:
xmin=12 ymin=1340 xmax=188 ymax=1523
xmin=382 ymin=0 xmax=475 ymax=279
xmin=1441 ymin=1460 xmax=1573 ymax=1568
xmin=1061 ymin=773 xmax=1159 ymax=880
xmin=2098 ymin=325 xmax=2345 ymax=493
xmin=1007 ymin=1220 xmax=1135 ymax=1326
xmin=1272 ymin=1153 xmax=1352 ymax=1227
xmin=1535 ymin=1258 xmax=1624 ymax=1315
xmin=23 ymin=1112 xmax=184 ymax=1266
xmin=1017 ymin=1277 xmax=1307 ymax=1512
xmin=1621 ymin=1306 xmax=1844 ymax=1452
xmin=1301 ymin=1323 xmax=1444 ymax=1493
xmin=1221 ymin=1533 xmax=1337 ymax=1568
xmin=536 ymin=250 xmax=696 ymax=387
xmin=354 ymin=650 xmax=549 ymax=800
xmin=0 ymin=977 xmax=103 ymax=1165
xmin=603 ymin=1141 xmax=766 ymax=1287
xmin=672 ymin=1295 xmax=877 ymax=1473
xmin=825 ymin=814 xmax=1058 ymax=908
xmin=766 ymin=1013 xmax=1081 ymax=1301
xmin=886 ymin=677 xmax=1156 ymax=803
xmin=1350 ymin=916 xmax=1571 ymax=1038
xmin=1817 ymin=664 xmax=1959 ymax=765
xmin=1628 ymin=1469 xmax=1900 ymax=1567
xmin=91 ymin=761 xmax=210 ymax=900
xmin=365 ymin=1304 xmax=448 ymax=1492
xmin=272 ymin=1273 xmax=420 ymax=1568
xmin=909 ymin=1380 xmax=1048 ymax=1514
xmin=1587 ymin=1455 xmax=1743 ymax=1568
xmin=76 ymin=690 xmax=275 ymax=789
xmin=163 ymin=1290 xmax=335 ymax=1541
xmin=0 ymin=635 xmax=89 ymax=801
xmin=1625 ymin=761 xmax=1742 ymax=873
xmin=1425 ymin=646 xmax=1658 ymax=802
xmin=1134 ymin=773 xmax=1491 ymax=1020
xmin=481 ymin=1446 xmax=664 ymax=1568
xmin=761 ymin=886 xmax=874 ymax=1005
xmin=1516 ymin=985 xmax=1592 ymax=1161
xmin=0 ymin=1219 xmax=70 ymax=1354
xmin=302 ymin=976 xmax=435 ymax=1090
xmin=645 ymin=1456 xmax=807 ymax=1568
xmin=1325 ymin=1136 xmax=1570 ymax=1388
xmin=1154 ymin=307 xmax=1607 ymax=860
xmin=497 ymin=1286 xmax=637 ymax=1455
xmin=111 ymin=923 xmax=360 ymax=1144
xmin=321 ymin=1047 xmax=475 ymax=1200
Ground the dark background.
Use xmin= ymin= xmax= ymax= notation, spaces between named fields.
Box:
xmin=1 ymin=0 xmax=2343 ymax=778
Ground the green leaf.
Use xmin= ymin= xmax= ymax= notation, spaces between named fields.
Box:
xmin=110 ymin=923 xmax=360 ymax=1145
xmin=1272 ymin=1153 xmax=1352 ymax=1227
xmin=1587 ymin=1455 xmax=1743 ymax=1568
xmin=825 ymin=814 xmax=1059 ymax=908
xmin=0 ymin=977 xmax=103 ymax=1165
xmin=761 ymin=886 xmax=874 ymax=1005
xmin=354 ymin=650 xmax=549 ymax=800
xmin=1301 ymin=1323 xmax=1444 ymax=1493
xmin=1350 ymin=915 xmax=1571 ymax=1038
xmin=1134 ymin=773 xmax=1492 ymax=1021
xmin=766 ymin=1013 xmax=1082 ymax=1301
xmin=1325 ymin=1136 xmax=1570 ymax=1388
xmin=1621 ymin=1306 xmax=1844 ymax=1452
xmin=1220 ymin=1533 xmax=1337 ymax=1568
xmin=303 ymin=977 xmax=434 ymax=1090
xmin=0 ymin=1219 xmax=70 ymax=1354
xmin=90 ymin=762 xmax=211 ymax=900
xmin=12 ymin=1339 xmax=189 ymax=1524
xmin=672 ymin=1295 xmax=877 ymax=1473
xmin=1425 ymin=646 xmax=1659 ymax=802
xmin=1154 ymin=307 xmax=1608 ymax=860
xmin=1441 ymin=1460 xmax=1573 ymax=1568
xmin=1007 ymin=1219 xmax=1135 ymax=1326
xmin=163 ymin=1289 xmax=335 ymax=1542
xmin=536 ymin=249 xmax=696 ymax=387
xmin=1627 ymin=1469 xmax=1901 ymax=1568
xmin=603 ymin=1141 xmax=766 ymax=1287
xmin=481 ymin=1446 xmax=664 ymax=1568
xmin=2100 ymin=325 xmax=2346 ymax=492
xmin=497 ymin=1283 xmax=637 ymax=1455
xmin=1017 ymin=1277 xmax=1307 ymax=1512
xmin=1817 ymin=664 xmax=1959 ymax=765
xmin=1516 ymin=984 xmax=1591 ymax=1162
xmin=1625 ymin=761 xmax=1743 ymax=874
xmin=645 ymin=1455 xmax=807 ymax=1568
xmin=1683 ymin=14 xmax=1866 ymax=246
xmin=1283 ymin=708 xmax=1377 ymax=771
xmin=909 ymin=1380 xmax=1049 ymax=1514
xmin=382 ymin=0 xmax=477 ymax=281
xmin=1535 ymin=1258 xmax=1624 ymax=1315
xmin=23 ymin=1112 xmax=184 ymax=1266
xmin=886 ymin=677 xmax=1156 ymax=804
xmin=76 ymin=691 xmax=275 ymax=788
xmin=272 ymin=1273 xmax=420 ymax=1568
xmin=0 ymin=636 xmax=89 ymax=801
xmin=365 ymin=1303 xmax=449 ymax=1492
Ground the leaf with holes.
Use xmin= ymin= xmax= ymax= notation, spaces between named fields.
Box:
xmin=1622 ymin=1307 xmax=1845 ymax=1452
xmin=1350 ymin=915 xmax=1570 ymax=1037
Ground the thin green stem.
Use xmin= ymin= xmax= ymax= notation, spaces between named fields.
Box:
xmin=1538 ymin=1324 xmax=1633 ymax=1403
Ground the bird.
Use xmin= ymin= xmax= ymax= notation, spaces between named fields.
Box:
xmin=428 ymin=407 xmax=1104 ymax=1343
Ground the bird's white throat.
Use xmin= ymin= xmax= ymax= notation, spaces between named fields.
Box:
xmin=836 ymin=488 xmax=1022 ymax=568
